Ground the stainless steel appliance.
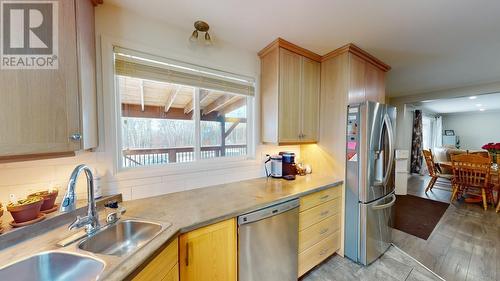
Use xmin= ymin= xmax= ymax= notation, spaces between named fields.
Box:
xmin=238 ymin=199 xmax=299 ymax=281
xmin=344 ymin=101 xmax=397 ymax=265
xmin=264 ymin=154 xmax=283 ymax=178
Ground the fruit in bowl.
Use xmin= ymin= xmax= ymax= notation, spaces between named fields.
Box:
xmin=28 ymin=189 xmax=58 ymax=211
xmin=7 ymin=196 xmax=43 ymax=223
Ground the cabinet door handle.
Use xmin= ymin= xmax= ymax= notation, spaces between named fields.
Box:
xmin=319 ymin=248 xmax=328 ymax=256
xmin=319 ymin=228 xmax=329 ymax=235
xmin=319 ymin=195 xmax=330 ymax=200
xmin=70 ymin=133 xmax=82 ymax=141
xmin=320 ymin=211 xmax=329 ymax=217
xmin=185 ymin=242 xmax=189 ymax=266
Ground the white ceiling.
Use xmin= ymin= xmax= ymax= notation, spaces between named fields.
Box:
xmin=415 ymin=92 xmax=500 ymax=114
xmin=106 ymin=0 xmax=500 ymax=97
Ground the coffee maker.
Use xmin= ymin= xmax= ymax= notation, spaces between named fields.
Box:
xmin=279 ymin=152 xmax=297 ymax=180
xmin=264 ymin=154 xmax=283 ymax=178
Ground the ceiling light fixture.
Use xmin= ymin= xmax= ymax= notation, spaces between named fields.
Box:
xmin=479 ymin=108 xmax=486 ymax=111
xmin=469 ymin=96 xmax=477 ymax=100
xmin=190 ymin=20 xmax=212 ymax=45
xmin=476 ymin=103 xmax=482 ymax=107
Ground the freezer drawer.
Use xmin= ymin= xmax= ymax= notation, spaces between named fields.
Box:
xmin=359 ymin=192 xmax=396 ymax=265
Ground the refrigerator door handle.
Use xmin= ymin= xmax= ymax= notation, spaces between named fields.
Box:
xmin=372 ymin=193 xmax=396 ymax=210
xmin=382 ymin=114 xmax=395 ymax=188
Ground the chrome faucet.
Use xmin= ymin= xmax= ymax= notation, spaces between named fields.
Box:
xmin=60 ymin=164 xmax=100 ymax=234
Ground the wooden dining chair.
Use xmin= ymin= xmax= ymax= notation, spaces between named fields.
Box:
xmin=451 ymin=154 xmax=495 ymax=210
xmin=422 ymin=149 xmax=453 ymax=193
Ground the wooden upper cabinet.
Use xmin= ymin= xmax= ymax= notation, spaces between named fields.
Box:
xmin=278 ymin=49 xmax=302 ymax=142
xmin=364 ymin=61 xmax=386 ymax=104
xmin=259 ymin=38 xmax=321 ymax=145
xmin=348 ymin=53 xmax=386 ymax=104
xmin=348 ymin=54 xmax=367 ymax=104
xmin=76 ymin=0 xmax=99 ymax=150
xmin=179 ymin=219 xmax=237 ymax=281
xmin=318 ymin=44 xmax=390 ymax=179
xmin=320 ymin=44 xmax=390 ymax=104
xmin=301 ymin=56 xmax=320 ymax=142
xmin=0 ymin=0 xmax=98 ymax=161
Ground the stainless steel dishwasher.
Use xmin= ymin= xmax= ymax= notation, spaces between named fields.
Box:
xmin=238 ymin=199 xmax=299 ymax=281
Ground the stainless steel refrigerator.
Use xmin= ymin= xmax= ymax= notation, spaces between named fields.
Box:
xmin=344 ymin=101 xmax=397 ymax=265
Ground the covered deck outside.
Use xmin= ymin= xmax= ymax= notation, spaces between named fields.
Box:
xmin=119 ymin=75 xmax=248 ymax=167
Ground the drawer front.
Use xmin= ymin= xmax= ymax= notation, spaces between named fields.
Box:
xmin=298 ymin=214 xmax=340 ymax=253
xmin=132 ymin=238 xmax=178 ymax=281
xmin=299 ymin=198 xmax=340 ymax=231
xmin=162 ymin=263 xmax=179 ymax=281
xmin=298 ymin=231 xmax=340 ymax=277
xmin=300 ymin=186 xmax=341 ymax=212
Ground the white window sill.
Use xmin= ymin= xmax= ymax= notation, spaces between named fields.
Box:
xmin=113 ymin=155 xmax=259 ymax=181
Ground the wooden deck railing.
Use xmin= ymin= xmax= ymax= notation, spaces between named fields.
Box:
xmin=122 ymin=145 xmax=247 ymax=167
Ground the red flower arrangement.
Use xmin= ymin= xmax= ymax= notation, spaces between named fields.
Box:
xmin=482 ymin=143 xmax=500 ymax=166
xmin=481 ymin=143 xmax=500 ymax=151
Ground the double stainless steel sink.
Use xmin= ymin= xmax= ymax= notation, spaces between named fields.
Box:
xmin=79 ymin=220 xmax=163 ymax=256
xmin=0 ymin=252 xmax=104 ymax=281
xmin=0 ymin=219 xmax=165 ymax=280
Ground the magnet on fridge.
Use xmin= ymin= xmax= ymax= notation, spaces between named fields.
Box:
xmin=348 ymin=141 xmax=357 ymax=150
xmin=348 ymin=153 xmax=358 ymax=162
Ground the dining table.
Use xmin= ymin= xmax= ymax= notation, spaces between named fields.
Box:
xmin=437 ymin=161 xmax=500 ymax=212
xmin=437 ymin=161 xmax=499 ymax=181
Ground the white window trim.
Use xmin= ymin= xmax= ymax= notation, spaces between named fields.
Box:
xmin=99 ymin=36 xmax=257 ymax=178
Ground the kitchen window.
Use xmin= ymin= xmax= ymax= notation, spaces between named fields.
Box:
xmin=113 ymin=48 xmax=255 ymax=169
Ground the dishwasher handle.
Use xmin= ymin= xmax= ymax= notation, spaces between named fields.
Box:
xmin=238 ymin=199 xmax=299 ymax=225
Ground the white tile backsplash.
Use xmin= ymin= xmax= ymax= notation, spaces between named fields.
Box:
xmin=0 ymin=146 xmax=300 ymax=206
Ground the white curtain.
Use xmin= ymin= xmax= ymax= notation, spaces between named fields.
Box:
xmin=433 ymin=116 xmax=443 ymax=149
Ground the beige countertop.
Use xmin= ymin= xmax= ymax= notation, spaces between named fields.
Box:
xmin=0 ymin=174 xmax=343 ymax=280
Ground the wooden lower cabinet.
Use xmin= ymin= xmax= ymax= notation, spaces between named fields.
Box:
xmin=131 ymin=186 xmax=343 ymax=281
xmin=299 ymin=214 xmax=340 ymax=253
xmin=298 ymin=185 xmax=342 ymax=277
xmin=131 ymin=237 xmax=179 ymax=281
xmin=299 ymin=186 xmax=342 ymax=212
xmin=179 ymin=219 xmax=237 ymax=281
xmin=299 ymin=198 xmax=341 ymax=231
xmin=163 ymin=264 xmax=179 ymax=281
xmin=298 ymin=231 xmax=341 ymax=276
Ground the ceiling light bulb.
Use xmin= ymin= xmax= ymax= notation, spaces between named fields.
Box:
xmin=190 ymin=30 xmax=198 ymax=41
xmin=469 ymin=96 xmax=477 ymax=100
xmin=480 ymin=108 xmax=486 ymax=111
xmin=475 ymin=104 xmax=482 ymax=107
xmin=204 ymin=33 xmax=213 ymax=46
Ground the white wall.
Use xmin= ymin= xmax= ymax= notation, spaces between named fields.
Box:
xmin=442 ymin=111 xmax=500 ymax=150
xmin=389 ymin=80 xmax=500 ymax=157
xmin=0 ymin=3 xmax=299 ymax=205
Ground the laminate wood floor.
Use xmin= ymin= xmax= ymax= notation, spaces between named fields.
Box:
xmin=407 ymin=174 xmax=452 ymax=203
xmin=302 ymin=245 xmax=443 ymax=281
xmin=393 ymin=174 xmax=499 ymax=281
xmin=304 ymin=174 xmax=498 ymax=281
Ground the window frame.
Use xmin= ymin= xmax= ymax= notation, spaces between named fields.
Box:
xmin=107 ymin=43 xmax=256 ymax=175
